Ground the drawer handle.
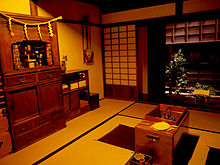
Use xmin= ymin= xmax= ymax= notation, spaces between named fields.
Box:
xmin=46 ymin=74 xmax=53 ymax=78
xmin=146 ymin=135 xmax=159 ymax=141
xmin=19 ymin=78 xmax=27 ymax=83
xmin=28 ymin=136 xmax=32 ymax=140
xmin=40 ymin=120 xmax=45 ymax=124
xmin=21 ymin=127 xmax=26 ymax=131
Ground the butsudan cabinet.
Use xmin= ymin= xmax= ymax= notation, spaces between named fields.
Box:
xmin=0 ymin=13 xmax=66 ymax=151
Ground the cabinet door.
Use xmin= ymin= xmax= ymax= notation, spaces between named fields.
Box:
xmin=38 ymin=81 xmax=63 ymax=113
xmin=7 ymin=87 xmax=39 ymax=124
xmin=70 ymin=91 xmax=80 ymax=110
xmin=63 ymin=94 xmax=70 ymax=113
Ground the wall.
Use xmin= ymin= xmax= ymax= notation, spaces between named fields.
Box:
xmin=101 ymin=3 xmax=176 ymax=24
xmin=183 ymin=0 xmax=220 ymax=14
xmin=0 ymin=0 xmax=30 ymax=14
xmin=37 ymin=0 xmax=104 ymax=99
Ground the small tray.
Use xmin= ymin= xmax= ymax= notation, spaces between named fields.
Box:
xmin=126 ymin=152 xmax=152 ymax=165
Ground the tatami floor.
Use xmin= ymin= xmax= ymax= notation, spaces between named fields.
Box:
xmin=0 ymin=98 xmax=219 ymax=165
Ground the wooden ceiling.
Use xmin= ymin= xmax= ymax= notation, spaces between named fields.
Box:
xmin=76 ymin=0 xmax=177 ymax=14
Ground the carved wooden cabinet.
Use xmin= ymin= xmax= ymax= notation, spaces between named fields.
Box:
xmin=0 ymin=13 xmax=66 ymax=151
xmin=62 ymin=70 xmax=90 ymax=121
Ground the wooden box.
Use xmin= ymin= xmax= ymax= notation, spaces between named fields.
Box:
xmin=89 ymin=93 xmax=99 ymax=110
xmin=136 ymin=105 xmax=189 ymax=165
xmin=125 ymin=152 xmax=152 ymax=165
xmin=145 ymin=104 xmax=187 ymax=126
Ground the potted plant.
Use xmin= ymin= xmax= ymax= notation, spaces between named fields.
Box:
xmin=165 ymin=49 xmax=188 ymax=95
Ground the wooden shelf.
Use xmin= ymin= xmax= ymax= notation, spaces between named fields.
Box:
xmin=166 ymin=18 xmax=220 ymax=44
xmin=62 ymin=70 xmax=90 ymax=121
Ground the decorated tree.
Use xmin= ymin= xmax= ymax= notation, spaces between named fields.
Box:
xmin=165 ymin=49 xmax=188 ymax=95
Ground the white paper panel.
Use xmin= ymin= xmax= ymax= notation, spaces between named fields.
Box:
xmin=105 ymin=74 xmax=112 ymax=78
xmin=112 ymin=39 xmax=119 ymax=44
xmin=119 ymin=26 xmax=127 ymax=31
xmin=128 ymin=44 xmax=136 ymax=49
xmin=121 ymin=68 xmax=128 ymax=73
xmin=120 ymin=38 xmax=127 ymax=44
xmin=111 ymin=33 xmax=118 ymax=38
xmin=128 ymin=37 xmax=136 ymax=43
xmin=112 ymin=51 xmax=119 ymax=56
xmin=121 ymin=74 xmax=128 ymax=79
xmin=120 ymin=44 xmax=127 ymax=50
xmin=129 ymin=80 xmax=136 ymax=86
xmin=120 ymin=50 xmax=127 ymax=56
xmin=120 ymin=57 xmax=128 ymax=62
xmin=113 ymin=74 xmax=120 ymax=79
xmin=113 ymin=79 xmax=120 ymax=85
xmin=121 ymin=80 xmax=129 ymax=85
xmin=104 ymin=28 xmax=110 ymax=33
xmin=106 ymin=79 xmax=112 ymax=84
xmin=111 ymin=26 xmax=118 ymax=32
xmin=105 ymin=57 xmax=111 ymax=62
xmin=119 ymin=32 xmax=127 ymax=38
xmin=128 ymin=50 xmax=136 ymax=56
xmin=105 ymin=51 xmax=111 ymax=57
xmin=128 ymin=25 xmax=135 ymax=31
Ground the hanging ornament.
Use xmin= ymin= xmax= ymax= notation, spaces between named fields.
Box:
xmin=37 ymin=24 xmax=42 ymax=40
xmin=0 ymin=11 xmax=62 ymax=38
xmin=48 ymin=21 xmax=54 ymax=38
xmin=8 ymin=18 xmax=15 ymax=37
xmin=24 ymin=24 xmax=29 ymax=40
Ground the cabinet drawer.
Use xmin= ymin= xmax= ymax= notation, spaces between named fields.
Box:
xmin=51 ymin=110 xmax=64 ymax=120
xmin=7 ymin=74 xmax=36 ymax=86
xmin=51 ymin=118 xmax=66 ymax=131
xmin=13 ymin=119 xmax=34 ymax=136
xmin=38 ymin=70 xmax=61 ymax=81
xmin=35 ymin=114 xmax=50 ymax=126
xmin=13 ymin=130 xmax=37 ymax=150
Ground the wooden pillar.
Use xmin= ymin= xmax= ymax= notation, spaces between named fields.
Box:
xmin=29 ymin=0 xmax=38 ymax=16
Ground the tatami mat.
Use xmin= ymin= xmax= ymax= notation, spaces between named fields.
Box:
xmin=0 ymin=99 xmax=134 ymax=165
xmin=187 ymin=128 xmax=220 ymax=165
xmin=0 ymin=99 xmax=219 ymax=165
xmin=40 ymin=115 xmax=142 ymax=165
xmin=119 ymin=103 xmax=157 ymax=119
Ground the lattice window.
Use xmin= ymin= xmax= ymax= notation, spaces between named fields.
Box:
xmin=103 ymin=25 xmax=137 ymax=86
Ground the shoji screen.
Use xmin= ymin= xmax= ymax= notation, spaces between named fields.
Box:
xmin=103 ymin=24 xmax=138 ymax=100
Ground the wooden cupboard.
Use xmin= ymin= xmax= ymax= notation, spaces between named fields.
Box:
xmin=0 ymin=12 xmax=66 ymax=151
xmin=62 ymin=70 xmax=90 ymax=121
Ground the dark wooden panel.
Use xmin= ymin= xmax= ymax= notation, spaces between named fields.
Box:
xmin=70 ymin=91 xmax=80 ymax=110
xmin=105 ymin=84 xmax=138 ymax=100
xmin=7 ymin=87 xmax=39 ymax=124
xmin=38 ymin=81 xmax=63 ymax=113
xmin=63 ymin=94 xmax=70 ymax=113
